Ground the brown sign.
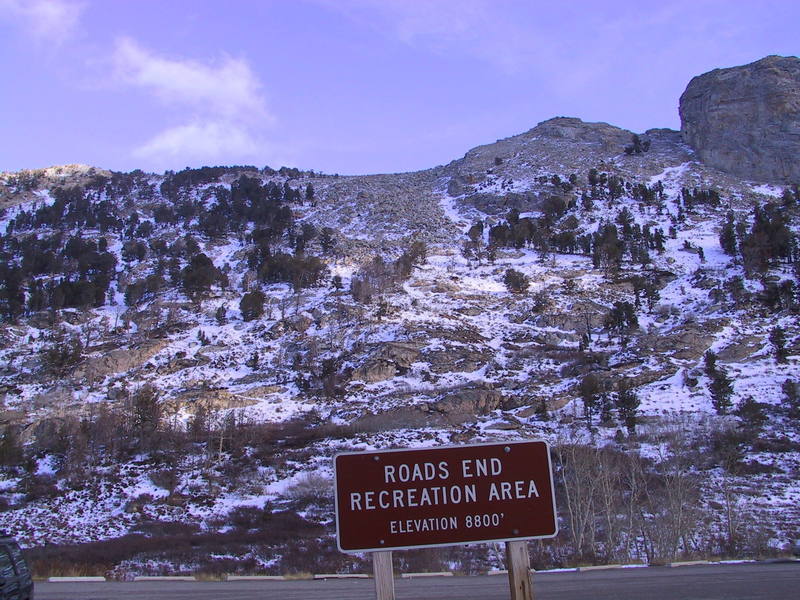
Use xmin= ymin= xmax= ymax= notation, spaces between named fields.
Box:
xmin=334 ymin=440 xmax=557 ymax=552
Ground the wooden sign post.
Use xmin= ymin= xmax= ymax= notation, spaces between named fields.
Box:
xmin=372 ymin=551 xmax=395 ymax=600
xmin=506 ymin=540 xmax=533 ymax=600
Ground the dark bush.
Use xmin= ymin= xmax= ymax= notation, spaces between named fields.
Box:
xmin=240 ymin=290 xmax=266 ymax=321
xmin=503 ymin=268 xmax=529 ymax=293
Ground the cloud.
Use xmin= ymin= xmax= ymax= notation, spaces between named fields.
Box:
xmin=113 ymin=38 xmax=270 ymax=122
xmin=132 ymin=121 xmax=261 ymax=163
xmin=0 ymin=0 xmax=85 ymax=45
xmin=111 ymin=38 xmax=274 ymax=166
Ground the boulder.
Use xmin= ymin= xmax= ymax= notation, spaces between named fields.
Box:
xmin=351 ymin=342 xmax=422 ymax=383
xmin=172 ymin=388 xmax=257 ymax=411
xmin=717 ymin=335 xmax=763 ymax=362
xmin=73 ymin=340 xmax=168 ymax=381
xmin=428 ymin=385 xmax=503 ymax=425
xmin=447 ymin=176 xmax=468 ymax=197
xmin=425 ymin=345 xmax=491 ymax=374
xmin=352 ymin=359 xmax=398 ymax=383
xmin=679 ymin=55 xmax=800 ymax=183
xmin=351 ymin=385 xmax=503 ymax=430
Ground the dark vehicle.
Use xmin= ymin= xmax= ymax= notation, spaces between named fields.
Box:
xmin=0 ymin=532 xmax=33 ymax=600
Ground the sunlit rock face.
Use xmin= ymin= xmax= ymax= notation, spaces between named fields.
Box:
xmin=680 ymin=55 xmax=800 ymax=183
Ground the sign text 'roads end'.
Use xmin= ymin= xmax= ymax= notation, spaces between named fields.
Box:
xmin=334 ymin=440 xmax=557 ymax=552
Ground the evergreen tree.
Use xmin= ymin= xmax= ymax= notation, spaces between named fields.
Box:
xmin=0 ymin=266 xmax=25 ymax=322
xmin=503 ymin=269 xmax=529 ymax=293
xmin=735 ymin=396 xmax=767 ymax=434
xmin=616 ymin=379 xmax=641 ymax=434
xmin=769 ymin=326 xmax=788 ymax=363
xmin=320 ymin=227 xmax=336 ymax=255
xmin=42 ymin=334 xmax=84 ymax=376
xmin=604 ymin=301 xmax=638 ymax=340
xmin=240 ymin=290 xmax=266 ymax=321
xmin=0 ymin=426 xmax=23 ymax=467
xmin=782 ymin=380 xmax=800 ymax=418
xmin=579 ymin=373 xmax=601 ymax=429
xmin=719 ymin=212 xmax=737 ymax=256
xmin=181 ymin=253 xmax=222 ymax=301
xmin=709 ymin=372 xmax=734 ymax=415
xmin=704 ymin=350 xmax=733 ymax=414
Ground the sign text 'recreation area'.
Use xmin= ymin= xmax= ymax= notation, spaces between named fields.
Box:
xmin=334 ymin=440 xmax=557 ymax=552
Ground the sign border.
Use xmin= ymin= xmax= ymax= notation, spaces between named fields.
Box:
xmin=333 ymin=439 xmax=559 ymax=554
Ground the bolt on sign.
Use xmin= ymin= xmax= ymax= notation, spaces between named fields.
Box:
xmin=334 ymin=440 xmax=557 ymax=552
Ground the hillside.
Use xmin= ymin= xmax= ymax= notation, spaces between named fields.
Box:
xmin=1 ymin=68 xmax=800 ymax=575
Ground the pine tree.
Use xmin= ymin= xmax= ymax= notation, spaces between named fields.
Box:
xmin=240 ymin=290 xmax=266 ymax=321
xmin=719 ymin=211 xmax=737 ymax=256
xmin=503 ymin=269 xmax=529 ymax=293
xmin=579 ymin=373 xmax=601 ymax=429
xmin=782 ymin=380 xmax=799 ymax=418
xmin=705 ymin=350 xmax=733 ymax=414
xmin=769 ymin=326 xmax=788 ymax=363
xmin=735 ymin=396 xmax=766 ymax=433
xmin=0 ymin=426 xmax=23 ymax=467
xmin=703 ymin=349 xmax=718 ymax=375
xmin=710 ymin=372 xmax=734 ymax=415
xmin=616 ymin=379 xmax=641 ymax=434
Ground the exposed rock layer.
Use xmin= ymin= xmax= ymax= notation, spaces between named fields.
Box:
xmin=679 ymin=55 xmax=800 ymax=183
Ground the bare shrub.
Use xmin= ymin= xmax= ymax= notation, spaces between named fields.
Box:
xmin=284 ymin=472 xmax=332 ymax=501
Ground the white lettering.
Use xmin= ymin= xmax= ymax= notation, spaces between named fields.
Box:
xmin=451 ymin=485 xmax=462 ymax=503
xmin=462 ymin=457 xmax=502 ymax=478
xmin=388 ymin=516 xmax=460 ymax=534
xmin=488 ymin=483 xmax=499 ymax=501
xmin=464 ymin=484 xmax=477 ymax=503
xmin=420 ymin=487 xmax=432 ymax=506
xmin=350 ymin=485 xmax=478 ymax=511
xmin=501 ymin=481 xmax=512 ymax=499
xmin=515 ymin=480 xmax=525 ymax=499
xmin=399 ymin=464 xmax=410 ymax=481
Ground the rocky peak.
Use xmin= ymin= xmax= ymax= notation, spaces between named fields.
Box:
xmin=679 ymin=55 xmax=800 ymax=183
xmin=528 ymin=116 xmax=633 ymax=148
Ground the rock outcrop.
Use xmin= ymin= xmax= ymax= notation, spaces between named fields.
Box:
xmin=679 ymin=55 xmax=800 ymax=183
xmin=352 ymin=342 xmax=422 ymax=383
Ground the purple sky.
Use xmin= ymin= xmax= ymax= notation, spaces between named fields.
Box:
xmin=1 ymin=1 xmax=798 ymax=175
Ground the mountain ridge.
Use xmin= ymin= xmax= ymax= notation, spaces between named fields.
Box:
xmin=0 ymin=57 xmax=799 ymax=576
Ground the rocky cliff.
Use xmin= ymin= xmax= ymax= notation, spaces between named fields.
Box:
xmin=680 ymin=55 xmax=800 ymax=183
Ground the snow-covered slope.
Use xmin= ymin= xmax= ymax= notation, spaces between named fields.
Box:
xmin=0 ymin=119 xmax=798 ymax=575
